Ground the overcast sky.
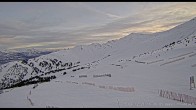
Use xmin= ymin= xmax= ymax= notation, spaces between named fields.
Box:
xmin=0 ymin=2 xmax=196 ymax=50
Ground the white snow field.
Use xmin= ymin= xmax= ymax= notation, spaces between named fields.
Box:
xmin=0 ymin=17 xmax=196 ymax=108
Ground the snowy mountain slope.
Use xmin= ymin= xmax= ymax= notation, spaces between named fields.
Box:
xmin=0 ymin=17 xmax=196 ymax=108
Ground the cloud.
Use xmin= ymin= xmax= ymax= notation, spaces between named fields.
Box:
xmin=0 ymin=35 xmax=16 ymax=39
xmin=75 ymin=2 xmax=122 ymax=19
xmin=0 ymin=2 xmax=196 ymax=50
xmin=80 ymin=3 xmax=196 ymax=36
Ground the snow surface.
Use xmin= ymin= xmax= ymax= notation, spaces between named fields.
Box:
xmin=0 ymin=17 xmax=196 ymax=108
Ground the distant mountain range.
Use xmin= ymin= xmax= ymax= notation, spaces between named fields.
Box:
xmin=0 ymin=48 xmax=59 ymax=65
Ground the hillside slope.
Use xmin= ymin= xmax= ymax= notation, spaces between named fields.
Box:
xmin=0 ymin=17 xmax=196 ymax=108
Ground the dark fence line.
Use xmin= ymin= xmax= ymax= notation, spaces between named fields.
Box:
xmin=189 ymin=53 xmax=196 ymax=57
xmin=106 ymin=85 xmax=135 ymax=92
xmin=147 ymin=59 xmax=164 ymax=64
xmin=82 ymin=82 xmax=95 ymax=86
xmin=159 ymin=89 xmax=196 ymax=105
xmin=169 ymin=52 xmax=194 ymax=59
xmin=191 ymin=64 xmax=196 ymax=67
xmin=65 ymin=80 xmax=134 ymax=93
xmin=160 ymin=57 xmax=185 ymax=66
xmin=135 ymin=60 xmax=146 ymax=64
xmin=82 ymin=81 xmax=134 ymax=93
xmin=71 ymin=82 xmax=79 ymax=84
xmin=79 ymin=75 xmax=87 ymax=78
xmin=93 ymin=74 xmax=111 ymax=78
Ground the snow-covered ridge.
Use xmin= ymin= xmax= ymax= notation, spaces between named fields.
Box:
xmin=0 ymin=17 xmax=196 ymax=108
xmin=0 ymin=17 xmax=196 ymax=90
